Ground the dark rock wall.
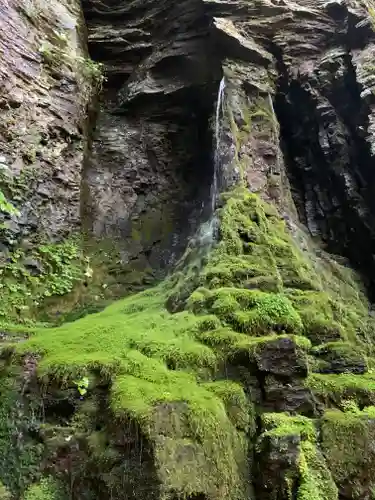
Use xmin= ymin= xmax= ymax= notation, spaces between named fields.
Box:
xmin=203 ymin=0 xmax=375 ymax=297
xmin=5 ymin=0 xmax=375 ymax=295
xmin=0 ymin=0 xmax=92 ymax=244
xmin=271 ymin=14 xmax=375 ymax=297
xmin=4 ymin=0 xmax=375 ymax=499
xmin=81 ymin=0 xmax=223 ymax=278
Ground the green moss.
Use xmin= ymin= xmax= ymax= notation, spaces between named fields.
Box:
xmin=0 ymin=232 xmax=163 ymax=326
xmin=286 ymin=290 xmax=345 ymax=343
xmin=321 ymin=408 xmax=375 ymax=498
xmin=308 ymin=372 xmax=375 ymax=394
xmin=195 ymin=287 xmax=302 ymax=335
xmin=298 ymin=441 xmax=338 ymax=500
xmin=258 ymin=412 xmax=337 ymax=500
xmin=0 ymin=482 xmax=11 ymax=500
xmin=0 ymin=238 xmax=87 ymax=323
xmin=169 ymin=187 xmax=373 ymax=352
xmin=230 ymin=292 xmax=302 ymax=334
xmin=12 ymin=285 xmax=247 ymax=499
xmin=0 ymin=189 xmax=19 ymax=217
xmin=307 ymin=372 xmax=375 ymax=407
xmin=3 ymin=187 xmax=374 ymax=498
xmin=312 ymin=341 xmax=367 ymax=373
xmin=203 ymin=380 xmax=254 ymax=433
xmin=261 ymin=412 xmax=316 ymax=441
xmin=0 ymin=374 xmax=43 ymax=496
xmin=111 ymin=370 xmax=248 ymax=499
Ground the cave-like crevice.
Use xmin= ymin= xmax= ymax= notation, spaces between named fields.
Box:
xmin=272 ymin=44 xmax=375 ymax=300
xmin=79 ymin=0 xmax=223 ymax=285
xmin=317 ymin=50 xmax=375 ymax=203
xmin=82 ymin=0 xmax=221 ymax=204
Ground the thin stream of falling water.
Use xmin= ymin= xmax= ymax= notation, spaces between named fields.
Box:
xmin=171 ymin=77 xmax=226 ymax=269
xmin=197 ymin=77 xmax=226 ymax=246
xmin=211 ymin=76 xmax=226 ymax=214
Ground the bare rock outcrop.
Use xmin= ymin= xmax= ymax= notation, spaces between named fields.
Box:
xmin=0 ymin=0 xmax=92 ymax=244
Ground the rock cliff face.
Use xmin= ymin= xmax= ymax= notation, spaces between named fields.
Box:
xmin=2 ymin=0 xmax=375 ymax=499
xmin=0 ymin=0 xmax=98 ymax=322
xmin=81 ymin=0 xmax=223 ymax=282
xmin=0 ymin=0 xmax=92 ymax=242
xmin=79 ymin=0 xmax=375 ymax=294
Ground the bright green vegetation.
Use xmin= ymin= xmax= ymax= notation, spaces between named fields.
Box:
xmin=23 ymin=478 xmax=62 ymax=500
xmin=38 ymin=28 xmax=105 ymax=92
xmin=260 ymin=412 xmax=316 ymax=441
xmin=311 ymin=341 xmax=367 ymax=374
xmin=298 ymin=440 xmax=338 ymax=500
xmin=13 ymin=286 xmax=249 ymax=500
xmin=307 ymin=372 xmax=375 ymax=407
xmin=0 ymin=232 xmax=169 ymax=326
xmin=170 ymin=188 xmax=373 ymax=349
xmin=189 ymin=287 xmax=303 ymax=335
xmin=0 ymin=238 xmax=88 ymax=323
xmin=321 ymin=408 xmax=375 ymax=498
xmin=0 ymin=481 xmax=11 ymax=500
xmin=2 ymin=188 xmax=375 ymax=498
xmin=0 ymin=189 xmax=19 ymax=218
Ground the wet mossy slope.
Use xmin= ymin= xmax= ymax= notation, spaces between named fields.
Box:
xmin=2 ymin=188 xmax=375 ymax=499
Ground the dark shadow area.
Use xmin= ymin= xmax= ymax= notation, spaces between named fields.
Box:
xmin=272 ymin=43 xmax=375 ymax=300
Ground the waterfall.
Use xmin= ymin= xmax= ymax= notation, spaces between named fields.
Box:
xmin=175 ymin=76 xmax=226 ymax=258
xmin=171 ymin=77 xmax=226 ymax=268
xmin=211 ymin=76 xmax=226 ymax=213
xmin=194 ymin=77 xmax=226 ymax=247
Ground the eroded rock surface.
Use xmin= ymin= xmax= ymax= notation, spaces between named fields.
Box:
xmin=203 ymin=0 xmax=375 ymax=297
xmin=0 ymin=0 xmax=92 ymax=243
xmin=81 ymin=0 xmax=223 ymax=281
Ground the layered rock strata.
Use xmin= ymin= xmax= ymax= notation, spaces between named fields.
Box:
xmin=81 ymin=0 xmax=222 ymax=283
xmin=0 ymin=0 xmax=92 ymax=242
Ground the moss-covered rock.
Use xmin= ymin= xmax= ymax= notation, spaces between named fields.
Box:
xmin=1 ymin=188 xmax=374 ymax=499
xmin=321 ymin=408 xmax=375 ymax=499
xmin=255 ymin=412 xmax=337 ymax=500
xmin=23 ymin=478 xmax=62 ymax=500
xmin=0 ymin=238 xmax=87 ymax=323
xmin=307 ymin=372 xmax=375 ymax=409
xmin=312 ymin=342 xmax=367 ymax=374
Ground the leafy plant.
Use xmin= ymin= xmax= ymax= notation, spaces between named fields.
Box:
xmin=0 ymin=189 xmax=19 ymax=216
xmin=73 ymin=377 xmax=89 ymax=397
xmin=0 ymin=239 xmax=87 ymax=321
xmin=76 ymin=57 xmax=106 ymax=91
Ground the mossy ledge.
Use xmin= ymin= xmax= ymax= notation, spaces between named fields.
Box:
xmin=1 ymin=188 xmax=375 ymax=499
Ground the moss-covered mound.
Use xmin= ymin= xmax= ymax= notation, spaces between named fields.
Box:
xmin=2 ymin=188 xmax=375 ymax=499
xmin=255 ymin=412 xmax=338 ymax=500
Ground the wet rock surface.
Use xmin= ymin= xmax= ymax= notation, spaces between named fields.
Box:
xmin=5 ymin=0 xmax=375 ymax=293
xmin=81 ymin=0 xmax=222 ymax=278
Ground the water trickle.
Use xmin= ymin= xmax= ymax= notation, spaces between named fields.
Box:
xmin=194 ymin=77 xmax=226 ymax=247
xmin=171 ymin=78 xmax=227 ymax=271
xmin=211 ymin=76 xmax=226 ymax=214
